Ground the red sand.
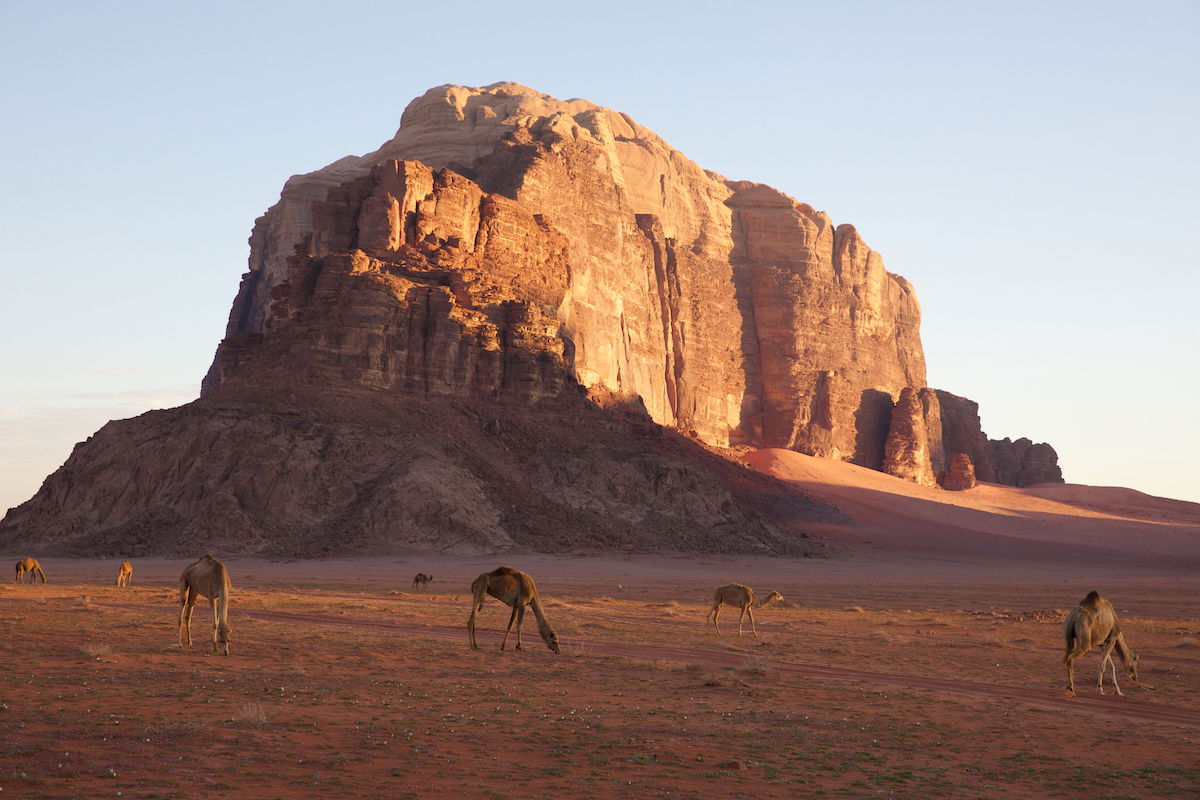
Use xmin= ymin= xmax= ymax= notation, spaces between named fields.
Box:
xmin=2 ymin=454 xmax=1198 ymax=798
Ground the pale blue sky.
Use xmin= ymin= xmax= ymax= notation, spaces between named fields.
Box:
xmin=2 ymin=0 xmax=1197 ymax=511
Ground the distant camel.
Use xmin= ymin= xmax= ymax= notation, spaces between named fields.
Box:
xmin=467 ymin=566 xmax=560 ymax=654
xmin=1063 ymin=590 xmax=1139 ymax=696
xmin=707 ymin=583 xmax=784 ymax=638
xmin=179 ymin=555 xmax=232 ymax=656
xmin=116 ymin=560 xmax=133 ymax=587
xmin=14 ymin=558 xmax=46 ymax=584
xmin=412 ymin=573 xmax=432 ymax=590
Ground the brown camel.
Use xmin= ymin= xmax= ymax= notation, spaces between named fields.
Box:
xmin=707 ymin=583 xmax=784 ymax=638
xmin=467 ymin=566 xmax=560 ymax=653
xmin=14 ymin=557 xmax=46 ymax=584
xmin=412 ymin=573 xmax=432 ymax=590
xmin=1063 ymin=590 xmax=1139 ymax=696
xmin=179 ymin=554 xmax=232 ymax=655
xmin=116 ymin=560 xmax=133 ymax=587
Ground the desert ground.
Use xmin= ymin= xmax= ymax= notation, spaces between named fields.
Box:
xmin=3 ymin=454 xmax=1199 ymax=799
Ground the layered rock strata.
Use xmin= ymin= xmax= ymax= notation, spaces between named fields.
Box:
xmin=206 ymin=82 xmax=926 ymax=471
xmin=2 ymin=82 xmax=1065 ymax=556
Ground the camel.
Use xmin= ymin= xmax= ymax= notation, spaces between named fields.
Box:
xmin=14 ymin=558 xmax=46 ymax=584
xmin=707 ymin=583 xmax=784 ymax=638
xmin=1063 ymin=590 xmax=1139 ymax=696
xmin=116 ymin=560 xmax=133 ymax=587
xmin=412 ymin=573 xmax=432 ymax=590
xmin=467 ymin=566 xmax=560 ymax=654
xmin=178 ymin=554 xmax=232 ymax=656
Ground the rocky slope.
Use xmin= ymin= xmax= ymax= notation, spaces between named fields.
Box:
xmin=3 ymin=387 xmax=834 ymax=557
xmin=1 ymin=82 xmax=1060 ymax=556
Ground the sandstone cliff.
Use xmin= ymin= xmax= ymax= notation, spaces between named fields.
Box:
xmin=2 ymin=82 xmax=1061 ymax=556
xmin=207 ymin=82 xmax=927 ymax=470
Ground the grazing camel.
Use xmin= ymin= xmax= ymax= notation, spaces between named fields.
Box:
xmin=707 ymin=583 xmax=784 ymax=638
xmin=467 ymin=566 xmax=560 ymax=654
xmin=1063 ymin=590 xmax=1139 ymax=697
xmin=412 ymin=573 xmax=432 ymax=591
xmin=14 ymin=558 xmax=46 ymax=584
xmin=116 ymin=560 xmax=133 ymax=587
xmin=179 ymin=554 xmax=232 ymax=656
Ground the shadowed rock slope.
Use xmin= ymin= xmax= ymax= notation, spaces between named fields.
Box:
xmin=2 ymin=387 xmax=835 ymax=557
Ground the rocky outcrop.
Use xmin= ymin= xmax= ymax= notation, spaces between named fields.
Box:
xmin=935 ymin=390 xmax=997 ymax=483
xmin=2 ymin=82 xmax=1065 ymax=556
xmin=882 ymin=388 xmax=939 ymax=486
xmin=989 ymin=437 xmax=1064 ymax=487
xmin=206 ymin=82 xmax=926 ymax=466
xmin=934 ymin=390 xmax=1063 ymax=487
xmin=939 ymin=453 xmax=978 ymax=491
xmin=0 ymin=388 xmax=836 ymax=557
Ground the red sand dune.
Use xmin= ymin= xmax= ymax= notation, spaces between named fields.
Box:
xmin=743 ymin=448 xmax=1200 ymax=567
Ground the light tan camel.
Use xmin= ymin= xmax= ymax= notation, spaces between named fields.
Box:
xmin=707 ymin=583 xmax=784 ymax=638
xmin=412 ymin=573 xmax=432 ymax=590
xmin=1063 ymin=590 xmax=1139 ymax=696
xmin=467 ymin=566 xmax=560 ymax=653
xmin=116 ymin=560 xmax=133 ymax=587
xmin=14 ymin=557 xmax=46 ymax=584
xmin=179 ymin=554 xmax=232 ymax=656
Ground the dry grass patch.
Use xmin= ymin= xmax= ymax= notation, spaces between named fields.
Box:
xmin=231 ymin=701 xmax=268 ymax=727
xmin=80 ymin=642 xmax=112 ymax=659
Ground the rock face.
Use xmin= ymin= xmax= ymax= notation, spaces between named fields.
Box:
xmin=935 ymin=390 xmax=1063 ymax=487
xmin=989 ymin=438 xmax=1064 ymax=487
xmin=939 ymin=453 xmax=978 ymax=491
xmin=205 ymin=82 xmax=926 ymax=468
xmin=882 ymin=388 xmax=939 ymax=486
xmin=2 ymin=82 xmax=1063 ymax=556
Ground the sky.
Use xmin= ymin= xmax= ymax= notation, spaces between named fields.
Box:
xmin=1 ymin=0 xmax=1198 ymax=512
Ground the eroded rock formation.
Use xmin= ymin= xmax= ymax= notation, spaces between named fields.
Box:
xmin=2 ymin=82 xmax=1062 ymax=556
xmin=939 ymin=453 xmax=978 ymax=491
xmin=206 ymin=82 xmax=926 ymax=466
xmin=989 ymin=437 xmax=1064 ymax=487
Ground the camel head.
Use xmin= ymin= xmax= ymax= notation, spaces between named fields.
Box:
xmin=541 ymin=627 xmax=560 ymax=654
xmin=1129 ymin=652 xmax=1140 ymax=682
xmin=216 ymin=621 xmax=232 ymax=656
xmin=757 ymin=591 xmax=784 ymax=608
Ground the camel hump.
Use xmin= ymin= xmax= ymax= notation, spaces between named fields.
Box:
xmin=1082 ymin=590 xmax=1101 ymax=605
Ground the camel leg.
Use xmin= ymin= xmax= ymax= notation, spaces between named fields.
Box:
xmin=1107 ymin=654 xmax=1123 ymax=697
xmin=467 ymin=603 xmax=482 ymax=650
xmin=210 ymin=598 xmax=220 ymax=654
xmin=1064 ymin=651 xmax=1079 ymax=697
xmin=179 ymin=598 xmax=195 ymax=648
xmin=499 ymin=604 xmax=520 ymax=650
xmin=513 ymin=604 xmax=526 ymax=650
xmin=747 ymin=605 xmax=758 ymax=639
xmin=709 ymin=603 xmax=724 ymax=635
xmin=737 ymin=605 xmax=748 ymax=636
xmin=1096 ymin=640 xmax=1119 ymax=695
xmin=1097 ymin=644 xmax=1124 ymax=697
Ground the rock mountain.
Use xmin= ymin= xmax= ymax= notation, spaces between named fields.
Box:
xmin=0 ymin=83 xmax=1061 ymax=556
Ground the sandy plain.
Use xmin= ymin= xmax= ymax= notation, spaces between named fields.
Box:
xmin=2 ymin=451 xmax=1198 ymax=799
